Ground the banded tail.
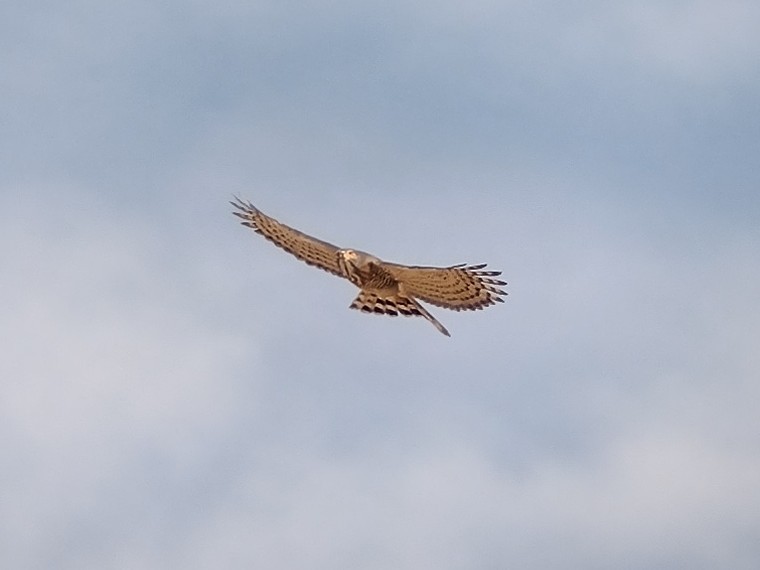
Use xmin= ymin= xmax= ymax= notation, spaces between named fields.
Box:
xmin=349 ymin=291 xmax=451 ymax=337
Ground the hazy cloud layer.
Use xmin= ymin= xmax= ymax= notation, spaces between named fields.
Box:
xmin=2 ymin=1 xmax=759 ymax=569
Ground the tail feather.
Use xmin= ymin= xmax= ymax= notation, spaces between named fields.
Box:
xmin=350 ymin=291 xmax=451 ymax=337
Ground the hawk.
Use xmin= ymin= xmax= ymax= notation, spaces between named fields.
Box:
xmin=232 ymin=197 xmax=507 ymax=336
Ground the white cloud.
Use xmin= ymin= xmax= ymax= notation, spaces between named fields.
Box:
xmin=622 ymin=0 xmax=760 ymax=81
xmin=404 ymin=0 xmax=760 ymax=84
xmin=0 ymin=188 xmax=257 ymax=569
xmin=3 ymin=156 xmax=759 ymax=570
xmin=554 ymin=1 xmax=760 ymax=84
xmin=135 ymin=427 xmax=760 ymax=570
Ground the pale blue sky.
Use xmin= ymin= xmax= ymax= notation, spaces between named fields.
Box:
xmin=2 ymin=1 xmax=760 ymax=568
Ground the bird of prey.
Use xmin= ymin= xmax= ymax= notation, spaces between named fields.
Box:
xmin=231 ymin=197 xmax=507 ymax=336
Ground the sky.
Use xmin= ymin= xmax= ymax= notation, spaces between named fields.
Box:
xmin=2 ymin=1 xmax=760 ymax=568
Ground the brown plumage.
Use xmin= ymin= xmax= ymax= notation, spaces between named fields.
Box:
xmin=231 ymin=197 xmax=507 ymax=336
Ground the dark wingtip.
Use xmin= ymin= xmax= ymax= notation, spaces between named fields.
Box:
xmin=230 ymin=195 xmax=259 ymax=214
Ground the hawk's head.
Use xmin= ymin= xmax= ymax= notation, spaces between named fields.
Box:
xmin=338 ymin=248 xmax=358 ymax=264
xmin=337 ymin=249 xmax=379 ymax=286
xmin=337 ymin=249 xmax=360 ymax=285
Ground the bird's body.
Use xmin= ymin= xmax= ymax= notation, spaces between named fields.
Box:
xmin=231 ymin=197 xmax=507 ymax=336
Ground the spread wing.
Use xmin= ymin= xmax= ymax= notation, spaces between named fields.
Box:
xmin=231 ymin=197 xmax=345 ymax=278
xmin=385 ymin=262 xmax=507 ymax=311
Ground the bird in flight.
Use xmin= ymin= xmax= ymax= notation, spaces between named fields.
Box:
xmin=231 ymin=197 xmax=507 ymax=336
